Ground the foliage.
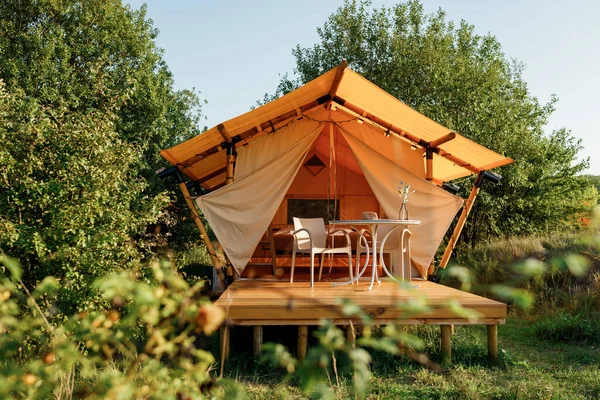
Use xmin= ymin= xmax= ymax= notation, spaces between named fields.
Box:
xmin=0 ymin=0 xmax=205 ymax=313
xmin=0 ymin=0 xmax=204 ymax=169
xmin=584 ymin=175 xmax=600 ymax=203
xmin=0 ymin=81 xmax=167 ymax=315
xmin=234 ymin=320 xmax=600 ymax=400
xmin=0 ymin=255 xmax=224 ymax=399
xmin=264 ymin=0 xmax=598 ymax=244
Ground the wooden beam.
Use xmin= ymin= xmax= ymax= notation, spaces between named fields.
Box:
xmin=297 ymin=325 xmax=308 ymax=361
xmin=333 ymin=99 xmax=481 ymax=175
xmin=197 ymin=167 xmax=227 ymax=184
xmin=217 ymin=123 xmax=232 ymax=143
xmin=439 ymin=172 xmax=484 ymax=268
xmin=178 ymin=100 xmax=324 ymax=170
xmin=440 ymin=325 xmax=452 ymax=363
xmin=229 ymin=318 xmax=506 ymax=326
xmin=329 ymin=60 xmax=348 ymax=98
xmin=178 ymin=182 xmax=225 ymax=285
xmin=487 ymin=325 xmax=498 ymax=361
xmin=429 ymin=132 xmax=456 ymax=148
xmin=253 ymin=326 xmax=263 ymax=357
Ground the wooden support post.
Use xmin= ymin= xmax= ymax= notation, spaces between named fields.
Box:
xmin=178 ymin=182 xmax=225 ymax=285
xmin=487 ymin=324 xmax=498 ymax=361
xmin=346 ymin=324 xmax=356 ymax=348
xmin=226 ymin=151 xmax=235 ymax=185
xmin=268 ymin=225 xmax=277 ymax=274
xmin=450 ymin=325 xmax=455 ymax=335
xmin=222 ymin=136 xmax=236 ymax=279
xmin=219 ymin=325 xmax=230 ymax=377
xmin=440 ymin=325 xmax=452 ymax=363
xmin=398 ymin=324 xmax=406 ymax=357
xmin=439 ymin=172 xmax=485 ymax=268
xmin=426 ymin=148 xmax=434 ymax=181
xmin=253 ymin=326 xmax=263 ymax=357
xmin=297 ymin=325 xmax=308 ymax=361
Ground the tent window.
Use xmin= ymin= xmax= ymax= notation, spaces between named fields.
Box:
xmin=287 ymin=199 xmax=340 ymax=224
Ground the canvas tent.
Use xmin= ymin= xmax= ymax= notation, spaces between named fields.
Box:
xmin=160 ymin=62 xmax=513 ymax=281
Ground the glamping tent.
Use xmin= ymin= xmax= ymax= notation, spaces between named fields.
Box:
xmin=160 ymin=62 xmax=513 ymax=284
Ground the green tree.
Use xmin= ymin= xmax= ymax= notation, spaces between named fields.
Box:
xmin=0 ymin=0 xmax=203 ymax=313
xmin=0 ymin=0 xmax=203 ymax=169
xmin=266 ymin=0 xmax=597 ymax=245
xmin=0 ymin=82 xmax=167 ymax=313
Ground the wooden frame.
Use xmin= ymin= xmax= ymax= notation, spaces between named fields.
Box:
xmin=439 ymin=171 xmax=485 ymax=269
xmin=178 ymin=182 xmax=225 ymax=284
xmin=216 ymin=280 xmax=505 ymax=370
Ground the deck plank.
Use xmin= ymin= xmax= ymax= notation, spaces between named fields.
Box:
xmin=215 ymin=279 xmax=507 ymax=325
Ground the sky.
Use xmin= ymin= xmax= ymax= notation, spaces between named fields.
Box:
xmin=127 ymin=0 xmax=600 ymax=174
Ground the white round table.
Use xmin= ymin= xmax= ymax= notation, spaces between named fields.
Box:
xmin=329 ymin=219 xmax=421 ymax=290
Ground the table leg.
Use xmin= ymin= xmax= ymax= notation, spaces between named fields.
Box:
xmin=369 ymin=227 xmax=378 ymax=290
xmin=332 ymin=231 xmax=370 ymax=287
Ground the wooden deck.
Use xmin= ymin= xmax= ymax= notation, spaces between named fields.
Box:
xmin=215 ymin=279 xmax=506 ymax=368
xmin=216 ymin=279 xmax=506 ymax=325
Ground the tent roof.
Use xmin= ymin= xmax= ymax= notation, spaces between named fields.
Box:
xmin=160 ymin=63 xmax=512 ymax=188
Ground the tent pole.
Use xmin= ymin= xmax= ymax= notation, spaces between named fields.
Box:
xmin=222 ymin=144 xmax=236 ymax=279
xmin=178 ymin=182 xmax=226 ymax=285
xmin=226 ymin=146 xmax=235 ymax=185
xmin=439 ymin=172 xmax=485 ymax=269
xmin=426 ymin=148 xmax=434 ymax=181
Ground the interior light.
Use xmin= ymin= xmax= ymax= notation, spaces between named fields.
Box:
xmin=331 ymin=104 xmax=338 ymax=111
xmin=356 ymin=118 xmax=364 ymax=124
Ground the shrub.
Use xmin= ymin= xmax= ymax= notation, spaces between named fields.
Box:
xmin=0 ymin=255 xmax=224 ymax=399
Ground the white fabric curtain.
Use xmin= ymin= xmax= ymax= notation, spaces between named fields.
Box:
xmin=196 ymin=120 xmax=324 ymax=274
xmin=338 ymin=124 xmax=463 ymax=277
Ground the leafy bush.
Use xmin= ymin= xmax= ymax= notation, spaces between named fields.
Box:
xmin=0 ymin=255 xmax=224 ymax=399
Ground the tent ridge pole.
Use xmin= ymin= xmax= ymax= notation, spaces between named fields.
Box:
xmin=331 ymin=99 xmax=481 ymax=176
xmin=329 ymin=59 xmax=348 ymax=98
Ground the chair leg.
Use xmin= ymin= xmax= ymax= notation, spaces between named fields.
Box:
xmin=310 ymin=252 xmax=315 ymax=287
xmin=290 ymin=249 xmax=296 ymax=283
xmin=356 ymin=250 xmax=362 ymax=278
xmin=318 ymin=254 xmax=325 ymax=282
xmin=348 ymin=251 xmax=353 ymax=281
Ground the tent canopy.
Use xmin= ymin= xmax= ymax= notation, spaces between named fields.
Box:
xmin=160 ymin=63 xmax=513 ymax=277
xmin=161 ymin=63 xmax=512 ymax=187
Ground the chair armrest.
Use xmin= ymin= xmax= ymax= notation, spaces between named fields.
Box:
xmin=327 ymin=229 xmax=352 ymax=247
xmin=291 ymin=228 xmax=313 ymax=249
xmin=358 ymin=228 xmax=372 ymax=237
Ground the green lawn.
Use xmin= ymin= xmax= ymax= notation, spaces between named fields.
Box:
xmin=222 ymin=317 xmax=600 ymax=399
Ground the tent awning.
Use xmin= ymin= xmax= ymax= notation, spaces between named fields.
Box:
xmin=160 ymin=63 xmax=513 ymax=187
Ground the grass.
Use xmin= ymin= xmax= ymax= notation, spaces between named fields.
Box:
xmin=222 ymin=319 xmax=600 ymax=399
xmin=207 ymin=229 xmax=600 ymax=399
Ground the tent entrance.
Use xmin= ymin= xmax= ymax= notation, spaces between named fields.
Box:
xmin=195 ymin=107 xmax=463 ymax=281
